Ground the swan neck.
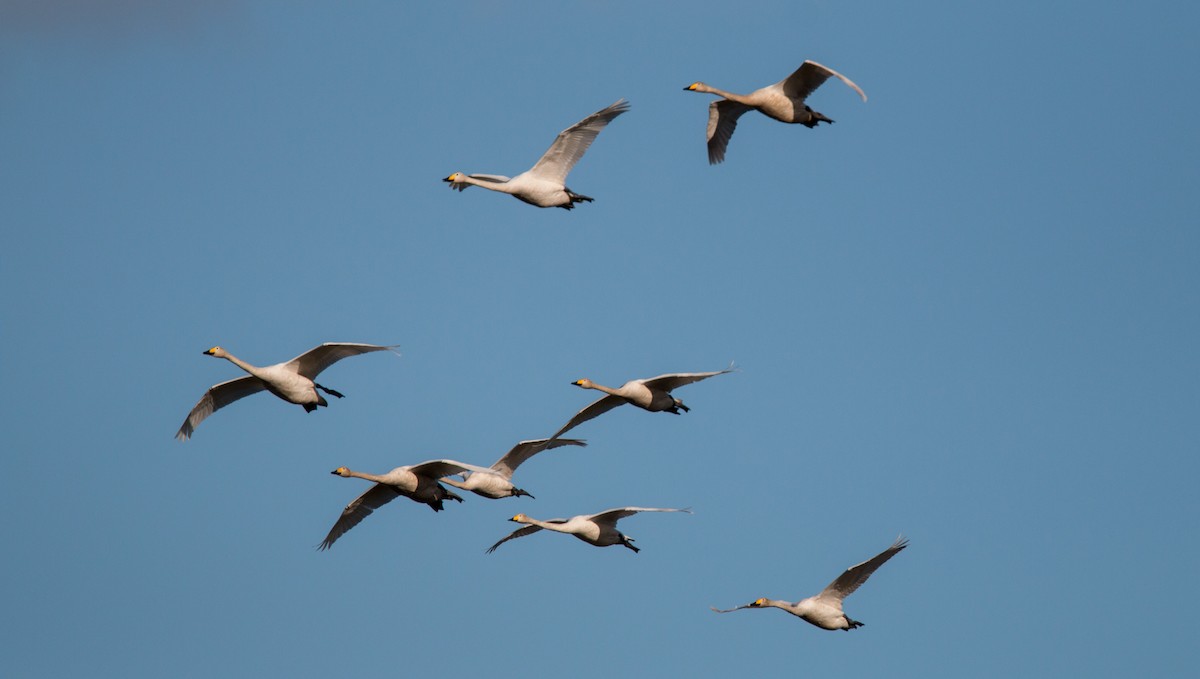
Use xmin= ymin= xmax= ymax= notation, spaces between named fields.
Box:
xmin=700 ymin=84 xmax=747 ymax=103
xmin=346 ymin=469 xmax=390 ymax=484
xmin=525 ymin=518 xmax=566 ymax=533
xmin=588 ymin=382 xmax=622 ymax=397
xmin=221 ymin=352 xmax=260 ymax=376
xmin=463 ymin=175 xmax=516 ymax=195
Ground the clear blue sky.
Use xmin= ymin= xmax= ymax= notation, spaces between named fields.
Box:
xmin=3 ymin=2 xmax=1197 ymax=677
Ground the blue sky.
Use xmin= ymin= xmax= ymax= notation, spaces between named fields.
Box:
xmin=2 ymin=2 xmax=1197 ymax=677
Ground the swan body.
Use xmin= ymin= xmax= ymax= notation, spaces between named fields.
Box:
xmin=175 ymin=342 xmax=400 ymax=441
xmin=319 ymin=459 xmax=494 ymax=550
xmin=684 ymin=60 xmax=867 ymax=164
xmin=439 ymin=437 xmax=587 ymax=499
xmin=443 ymin=99 xmax=629 ymax=209
xmin=711 ymin=536 xmax=908 ymax=630
xmin=550 ymin=366 xmax=735 ymax=440
xmin=486 ymin=506 xmax=691 ymax=554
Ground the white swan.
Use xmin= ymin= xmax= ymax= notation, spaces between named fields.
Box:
xmin=175 ymin=342 xmax=400 ymax=441
xmin=319 ymin=459 xmax=495 ymax=550
xmin=711 ymin=536 xmax=908 ymax=630
xmin=486 ymin=506 xmax=691 ymax=554
xmin=443 ymin=99 xmax=629 ymax=209
xmin=684 ymin=60 xmax=867 ymax=164
xmin=549 ymin=366 xmax=734 ymax=440
xmin=439 ymin=437 xmax=587 ymax=499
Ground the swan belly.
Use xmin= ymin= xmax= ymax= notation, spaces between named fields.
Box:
xmin=259 ymin=367 xmax=321 ymax=404
xmin=463 ymin=472 xmax=514 ymax=499
xmin=754 ymin=92 xmax=809 ymax=125
xmin=794 ymin=599 xmax=849 ymax=630
xmin=507 ymin=173 xmax=569 ymax=208
xmin=568 ymin=520 xmax=606 ymax=545
xmin=619 ymin=382 xmax=659 ymax=410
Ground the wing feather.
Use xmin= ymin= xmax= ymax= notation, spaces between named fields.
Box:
xmin=549 ymin=394 xmax=626 ymax=440
xmin=528 ymin=99 xmax=629 ymax=183
xmin=491 ymin=438 xmax=587 ymax=478
xmin=285 ymin=342 xmax=399 ymax=379
xmin=175 ymin=375 xmax=266 ymax=441
xmin=486 ymin=523 xmax=558 ymax=554
xmin=707 ymin=100 xmax=750 ymax=165
xmin=586 ymin=506 xmax=693 ymax=525
xmin=780 ymin=60 xmax=867 ymax=103
xmin=640 ymin=366 xmax=735 ymax=392
xmin=817 ymin=536 xmax=908 ymax=602
xmin=318 ymin=483 xmax=404 ymax=551
xmin=408 ymin=459 xmax=496 ymax=479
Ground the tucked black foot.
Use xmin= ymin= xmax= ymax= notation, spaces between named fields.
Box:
xmin=303 ymin=403 xmax=319 ymax=413
xmin=563 ymin=188 xmax=594 ymax=208
xmin=316 ymin=384 xmax=345 ymax=399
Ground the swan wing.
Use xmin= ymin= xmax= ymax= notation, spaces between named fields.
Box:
xmin=528 ymin=99 xmax=629 ymax=183
xmin=464 ymin=173 xmax=512 ymax=184
xmin=780 ymin=60 xmax=867 ymax=103
xmin=486 ymin=523 xmax=558 ymax=554
xmin=491 ymin=438 xmax=587 ymax=477
xmin=640 ymin=366 xmax=735 ymax=393
xmin=817 ymin=536 xmax=908 ymax=603
xmin=175 ymin=375 xmax=266 ymax=441
xmin=408 ymin=459 xmax=495 ymax=479
xmin=318 ymin=483 xmax=404 ymax=550
xmin=707 ymin=99 xmax=751 ymax=165
xmin=587 ymin=506 xmax=693 ymax=526
xmin=549 ymin=394 xmax=626 ymax=440
xmin=710 ymin=603 xmax=755 ymax=614
xmin=284 ymin=342 xmax=399 ymax=379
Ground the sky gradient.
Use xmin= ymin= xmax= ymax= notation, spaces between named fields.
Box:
xmin=2 ymin=2 xmax=1198 ymax=677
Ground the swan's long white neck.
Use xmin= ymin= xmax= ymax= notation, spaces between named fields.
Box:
xmin=522 ymin=517 xmax=570 ymax=533
xmin=220 ymin=352 xmax=263 ymax=377
xmin=461 ymin=174 xmax=517 ymax=195
xmin=694 ymin=83 xmax=750 ymax=104
xmin=585 ymin=381 xmax=622 ymax=397
xmin=344 ymin=469 xmax=391 ymax=484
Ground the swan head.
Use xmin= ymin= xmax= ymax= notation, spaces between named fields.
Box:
xmin=443 ymin=172 xmax=463 ymax=183
xmin=203 ymin=346 xmax=228 ymax=358
xmin=330 ymin=467 xmax=352 ymax=477
xmin=509 ymin=513 xmax=530 ymax=523
xmin=571 ymin=378 xmax=594 ymax=389
xmin=749 ymin=598 xmax=767 ymax=608
xmin=684 ymin=82 xmax=705 ymax=92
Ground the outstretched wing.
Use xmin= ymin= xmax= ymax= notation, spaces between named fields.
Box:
xmin=175 ymin=375 xmax=266 ymax=441
xmin=780 ymin=60 xmax=868 ymax=103
xmin=491 ymin=438 xmax=587 ymax=478
xmin=285 ymin=342 xmax=399 ymax=379
xmin=485 ymin=521 xmax=568 ymax=554
xmin=408 ymin=459 xmax=496 ymax=480
xmin=710 ymin=603 xmax=755 ymax=614
xmin=318 ymin=483 xmax=404 ymax=551
xmin=587 ymin=506 xmax=693 ymax=526
xmin=707 ymin=99 xmax=751 ymax=165
xmin=528 ymin=99 xmax=630 ymax=183
xmin=817 ymin=535 xmax=908 ymax=603
xmin=640 ymin=366 xmax=736 ymax=393
xmin=548 ymin=394 xmax=626 ymax=441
